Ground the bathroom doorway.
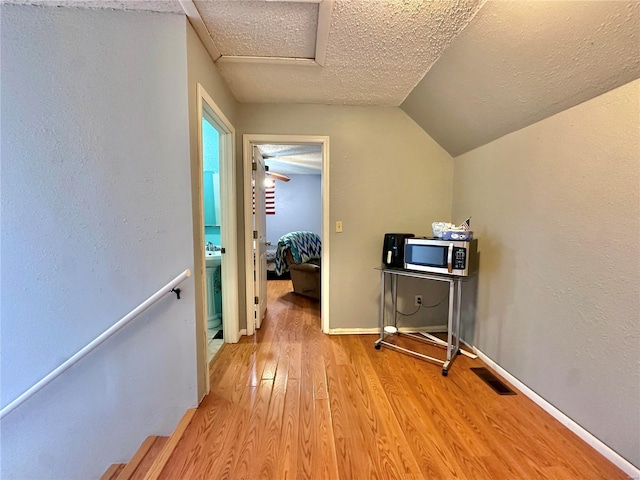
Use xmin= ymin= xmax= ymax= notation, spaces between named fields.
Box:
xmin=202 ymin=116 xmax=224 ymax=362
xmin=195 ymin=84 xmax=239 ymax=399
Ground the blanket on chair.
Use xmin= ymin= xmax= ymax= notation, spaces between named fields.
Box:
xmin=275 ymin=231 xmax=321 ymax=275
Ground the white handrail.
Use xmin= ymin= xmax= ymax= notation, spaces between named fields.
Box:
xmin=0 ymin=268 xmax=192 ymax=420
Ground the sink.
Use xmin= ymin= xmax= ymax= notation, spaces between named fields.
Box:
xmin=205 ymin=250 xmax=221 ymax=267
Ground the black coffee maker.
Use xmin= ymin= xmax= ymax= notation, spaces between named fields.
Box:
xmin=382 ymin=233 xmax=414 ymax=268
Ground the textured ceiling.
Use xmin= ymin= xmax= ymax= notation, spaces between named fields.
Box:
xmin=258 ymin=144 xmax=321 ymax=175
xmin=211 ymin=0 xmax=484 ymax=105
xmin=401 ymin=0 xmax=640 ymax=157
xmin=8 ymin=0 xmax=485 ymax=106
xmin=194 ymin=0 xmax=318 ymax=58
xmin=8 ymin=0 xmax=638 ymax=158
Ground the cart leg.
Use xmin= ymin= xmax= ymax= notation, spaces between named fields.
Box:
xmin=455 ymin=279 xmax=462 ymax=353
xmin=375 ymin=270 xmax=386 ymax=349
xmin=446 ymin=280 xmax=455 ymax=362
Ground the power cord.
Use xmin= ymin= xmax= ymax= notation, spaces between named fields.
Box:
xmin=419 ymin=294 xmax=449 ymax=309
xmin=396 ymin=305 xmax=421 ymax=317
xmin=394 ymin=292 xmax=449 ymax=317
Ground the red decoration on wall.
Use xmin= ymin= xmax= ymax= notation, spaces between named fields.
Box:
xmin=253 ymin=183 xmax=276 ymax=215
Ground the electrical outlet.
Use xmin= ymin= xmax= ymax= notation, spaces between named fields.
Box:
xmin=335 ymin=220 xmax=343 ymax=233
xmin=415 ymin=295 xmax=423 ymax=307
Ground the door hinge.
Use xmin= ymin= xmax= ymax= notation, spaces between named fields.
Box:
xmin=253 ymin=230 xmax=258 ymax=239
xmin=254 ymin=296 xmax=259 ymax=305
xmin=252 ymin=162 xmax=257 ymax=171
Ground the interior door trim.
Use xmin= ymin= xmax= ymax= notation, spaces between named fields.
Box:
xmin=195 ymin=84 xmax=239 ymax=400
xmin=242 ymin=134 xmax=330 ymax=335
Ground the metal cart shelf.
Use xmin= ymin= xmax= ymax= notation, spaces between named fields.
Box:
xmin=374 ymin=267 xmax=464 ymax=376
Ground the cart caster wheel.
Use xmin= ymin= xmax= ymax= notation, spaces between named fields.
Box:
xmin=442 ymin=369 xmax=448 ymax=377
xmin=375 ymin=344 xmax=381 ymax=350
xmin=457 ymin=349 xmax=462 ymax=356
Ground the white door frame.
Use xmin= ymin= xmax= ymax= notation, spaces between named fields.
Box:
xmin=242 ymin=134 xmax=330 ymax=335
xmin=195 ymin=84 xmax=239 ymax=396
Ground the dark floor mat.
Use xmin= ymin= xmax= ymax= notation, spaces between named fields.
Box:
xmin=213 ymin=330 xmax=223 ymax=340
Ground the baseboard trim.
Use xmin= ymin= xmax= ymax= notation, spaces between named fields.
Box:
xmin=329 ymin=328 xmax=378 ymax=335
xmin=473 ymin=347 xmax=640 ymax=479
xmin=238 ymin=329 xmax=247 ymax=337
xmin=328 ymin=325 xmax=448 ymax=335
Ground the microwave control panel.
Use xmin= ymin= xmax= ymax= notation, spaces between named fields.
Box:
xmin=453 ymin=247 xmax=467 ymax=269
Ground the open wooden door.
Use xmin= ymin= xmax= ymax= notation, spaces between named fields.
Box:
xmin=252 ymin=146 xmax=268 ymax=329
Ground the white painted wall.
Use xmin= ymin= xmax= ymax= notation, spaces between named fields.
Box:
xmin=239 ymin=104 xmax=454 ymax=330
xmin=266 ymin=174 xmax=321 ymax=245
xmin=452 ymin=79 xmax=640 ymax=467
xmin=1 ymin=5 xmax=195 ymax=479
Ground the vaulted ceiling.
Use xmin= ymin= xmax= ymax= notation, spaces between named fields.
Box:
xmin=401 ymin=0 xmax=640 ymax=156
xmin=8 ymin=0 xmax=640 ymax=157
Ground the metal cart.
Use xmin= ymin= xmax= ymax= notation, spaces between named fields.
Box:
xmin=374 ymin=267 xmax=464 ymax=376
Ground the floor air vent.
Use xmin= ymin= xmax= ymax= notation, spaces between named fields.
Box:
xmin=471 ymin=368 xmax=516 ymax=395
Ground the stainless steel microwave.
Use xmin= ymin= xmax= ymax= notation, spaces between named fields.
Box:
xmin=404 ymin=238 xmax=478 ymax=276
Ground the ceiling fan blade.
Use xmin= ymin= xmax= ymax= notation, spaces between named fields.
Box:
xmin=267 ymin=172 xmax=290 ymax=182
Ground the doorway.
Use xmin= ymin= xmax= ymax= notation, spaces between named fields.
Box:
xmin=195 ymin=84 xmax=239 ymax=398
xmin=242 ymin=135 xmax=330 ymax=335
xmin=202 ymin=116 xmax=224 ymax=361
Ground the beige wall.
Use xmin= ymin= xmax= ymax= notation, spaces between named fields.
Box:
xmin=239 ymin=104 xmax=454 ymax=330
xmin=186 ymin=21 xmax=240 ymax=401
xmin=453 ymin=79 xmax=640 ymax=467
xmin=186 ymin=22 xmax=239 ymax=127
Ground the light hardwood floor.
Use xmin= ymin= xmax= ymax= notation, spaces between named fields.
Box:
xmin=158 ymin=280 xmax=628 ymax=480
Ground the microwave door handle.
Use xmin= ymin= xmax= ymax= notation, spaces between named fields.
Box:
xmin=447 ymin=244 xmax=453 ymax=273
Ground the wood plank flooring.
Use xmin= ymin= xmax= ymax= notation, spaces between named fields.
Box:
xmin=158 ymin=280 xmax=629 ymax=480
